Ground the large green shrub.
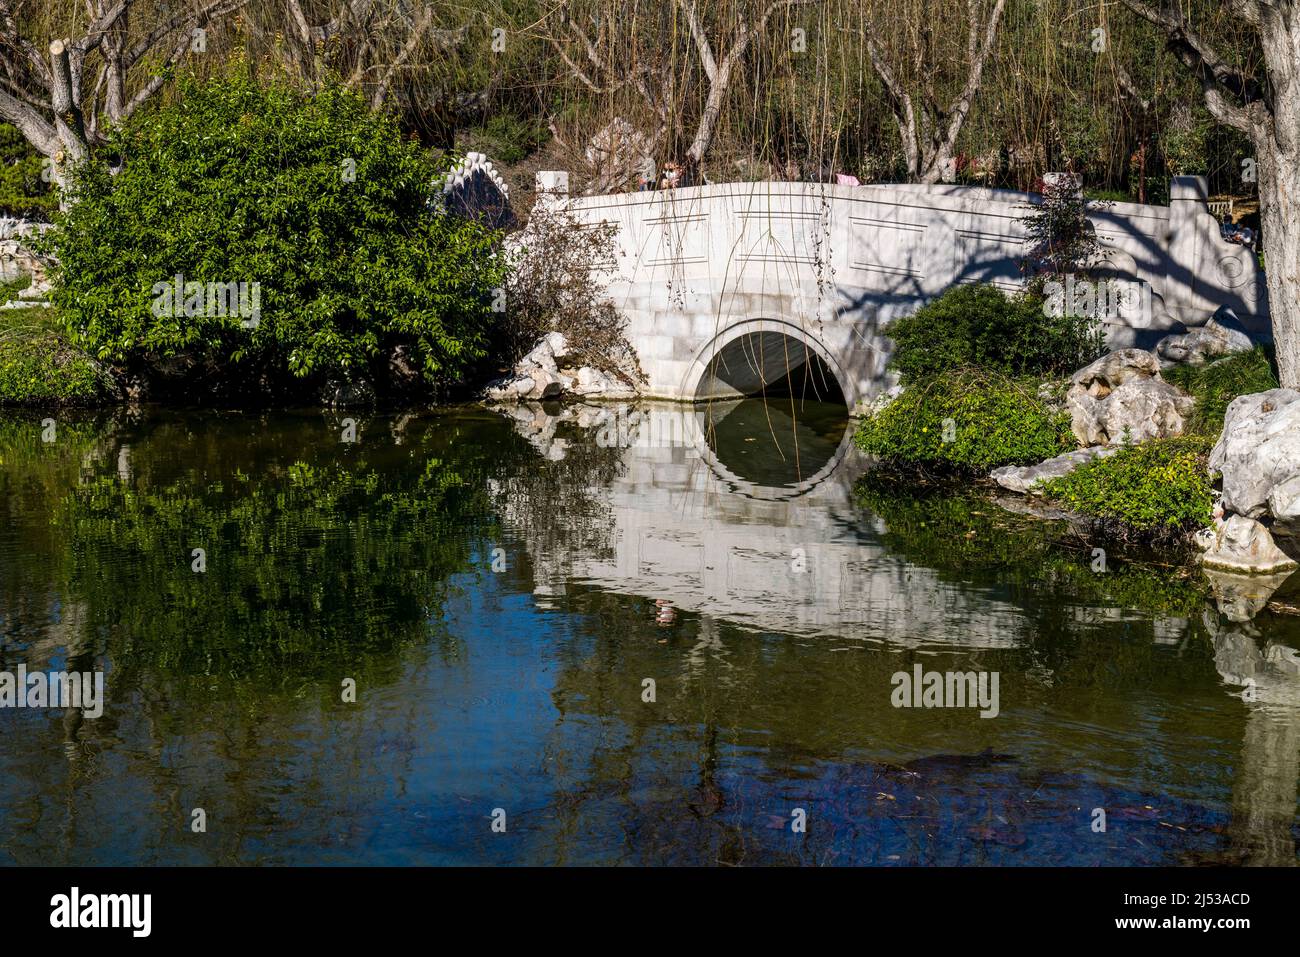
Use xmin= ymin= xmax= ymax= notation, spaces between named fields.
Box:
xmin=44 ymin=73 xmax=507 ymax=401
xmin=885 ymin=283 xmax=1103 ymax=383
xmin=1038 ymin=437 xmax=1214 ymax=538
xmin=853 ymin=369 xmax=1075 ymax=473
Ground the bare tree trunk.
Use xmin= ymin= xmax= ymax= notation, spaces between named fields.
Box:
xmin=48 ymin=38 xmax=86 ymax=200
xmin=1253 ymin=4 xmax=1300 ymax=389
xmin=681 ymin=0 xmax=822 ymax=172
xmin=1118 ymin=0 xmax=1300 ymax=388
xmin=0 ymin=0 xmax=249 ymax=176
xmin=1255 ymin=124 xmax=1300 ymax=390
xmin=859 ymin=0 xmax=1005 ymax=185
xmin=103 ymin=6 xmax=129 ymax=124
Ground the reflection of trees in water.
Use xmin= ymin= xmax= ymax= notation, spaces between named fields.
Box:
xmin=855 ymin=477 xmax=1219 ymax=675
xmin=856 ymin=477 xmax=1210 ymax=614
xmin=0 ymin=411 xmax=543 ymax=685
xmin=0 ymin=409 xmax=578 ymax=863
xmin=0 ymin=411 xmax=125 ymax=658
xmin=862 ymin=477 xmax=1300 ymax=865
xmin=5 ymin=405 xmax=1298 ymax=864
xmin=487 ymin=406 xmax=633 ymax=601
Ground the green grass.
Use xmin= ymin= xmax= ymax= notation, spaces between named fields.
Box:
xmin=1162 ymin=346 xmax=1279 ymax=435
xmin=0 ymin=272 xmax=32 ymax=302
xmin=0 ymin=305 xmax=114 ymax=406
xmin=1038 ymin=436 xmax=1214 ymax=541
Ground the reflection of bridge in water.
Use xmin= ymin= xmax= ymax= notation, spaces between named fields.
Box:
xmin=540 ymin=173 xmax=1270 ymax=412
xmin=499 ymin=401 xmax=1036 ymax=648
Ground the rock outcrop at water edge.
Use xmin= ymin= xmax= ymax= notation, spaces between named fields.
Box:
xmin=484 ymin=331 xmax=640 ymax=403
xmin=1065 ymin=348 xmax=1194 ymax=445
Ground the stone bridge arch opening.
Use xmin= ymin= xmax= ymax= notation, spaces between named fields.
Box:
xmin=688 ymin=321 xmax=848 ymax=407
xmin=685 ymin=321 xmax=853 ymax=491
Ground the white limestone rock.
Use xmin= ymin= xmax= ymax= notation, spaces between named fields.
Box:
xmin=862 ymin=383 xmax=904 ymax=417
xmin=1208 ymin=388 xmax=1300 ymax=520
xmin=567 ymin=365 xmax=638 ymax=399
xmin=484 ymin=376 xmax=528 ymax=402
xmin=1196 ymin=514 xmax=1298 ymax=575
xmin=521 ymin=368 xmax=564 ymax=400
xmin=1065 ymin=348 xmax=1194 ymax=445
xmin=989 ymin=445 xmax=1117 ymax=494
xmin=485 ymin=333 xmax=640 ymax=403
xmin=1155 ymin=318 xmax=1254 ymax=366
xmin=1269 ymin=474 xmax=1300 ymax=523
xmin=584 ymin=118 xmax=656 ymax=189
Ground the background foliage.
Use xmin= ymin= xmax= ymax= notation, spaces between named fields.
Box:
xmin=0 ymin=123 xmax=56 ymax=219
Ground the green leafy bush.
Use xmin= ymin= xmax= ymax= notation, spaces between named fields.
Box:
xmin=1162 ymin=346 xmax=1278 ymax=435
xmin=853 ymin=369 xmax=1075 ymax=473
xmin=44 ymin=73 xmax=507 ymax=401
xmin=0 ymin=306 xmax=111 ymax=406
xmin=885 ymin=283 xmax=1103 ymax=383
xmin=1020 ymin=175 xmax=1105 ymax=277
xmin=1038 ymin=437 xmax=1213 ymax=538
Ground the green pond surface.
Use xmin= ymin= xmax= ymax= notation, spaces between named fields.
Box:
xmin=0 ymin=399 xmax=1298 ymax=865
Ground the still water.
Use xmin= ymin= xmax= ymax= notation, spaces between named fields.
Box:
xmin=0 ymin=399 xmax=1298 ymax=865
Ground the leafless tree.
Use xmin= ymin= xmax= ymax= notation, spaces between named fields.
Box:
xmin=852 ymin=0 xmax=1007 ymax=184
xmin=1117 ymin=0 xmax=1300 ymax=388
xmin=266 ymin=0 xmax=472 ymax=109
xmin=546 ymin=0 xmax=822 ymax=191
xmin=0 ymin=0 xmax=248 ymax=184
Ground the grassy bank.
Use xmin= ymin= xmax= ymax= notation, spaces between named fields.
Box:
xmin=853 ymin=286 xmax=1284 ymax=550
xmin=1163 ymin=346 xmax=1278 ymax=435
xmin=0 ymin=302 xmax=114 ymax=407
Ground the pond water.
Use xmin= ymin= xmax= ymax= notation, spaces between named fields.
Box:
xmin=0 ymin=399 xmax=1298 ymax=865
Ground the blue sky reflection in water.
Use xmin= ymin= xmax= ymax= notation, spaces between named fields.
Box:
xmin=0 ymin=402 xmax=1297 ymax=865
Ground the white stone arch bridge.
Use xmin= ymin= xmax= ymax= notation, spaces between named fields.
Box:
xmin=535 ymin=172 xmax=1268 ymax=412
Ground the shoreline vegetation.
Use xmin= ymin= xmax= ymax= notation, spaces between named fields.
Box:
xmin=850 ymin=279 xmax=1282 ymax=555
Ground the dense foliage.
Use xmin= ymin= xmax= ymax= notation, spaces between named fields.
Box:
xmin=0 ymin=412 xmax=503 ymax=679
xmin=885 ymin=284 xmax=1104 ymax=384
xmin=1038 ymin=437 xmax=1214 ymax=539
xmin=44 ymin=74 xmax=507 ymax=403
xmin=853 ymin=369 xmax=1075 ymax=473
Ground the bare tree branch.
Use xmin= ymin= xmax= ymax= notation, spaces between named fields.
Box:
xmin=1116 ymin=0 xmax=1266 ymax=133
